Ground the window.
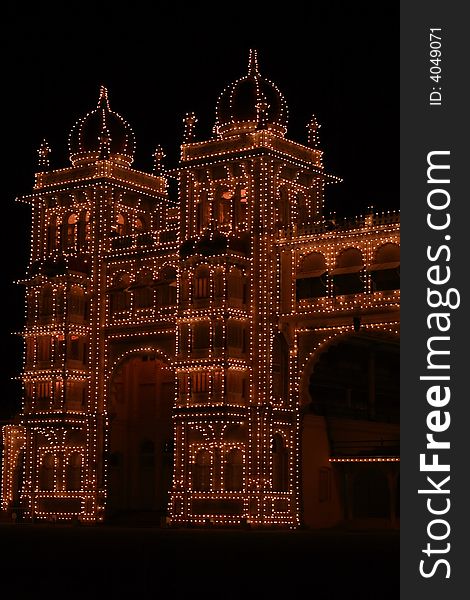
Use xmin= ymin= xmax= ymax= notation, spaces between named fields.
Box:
xmin=134 ymin=271 xmax=153 ymax=309
xmin=66 ymin=453 xmax=82 ymax=491
xmin=68 ymin=335 xmax=80 ymax=360
xmin=276 ymin=187 xmax=290 ymax=228
xmin=193 ymin=450 xmax=212 ymax=491
xmin=296 ymin=252 xmax=327 ymax=300
xmin=39 ymin=453 xmax=55 ymax=490
xmin=194 ymin=266 xmax=209 ymax=299
xmin=234 ymin=187 xmax=248 ymax=228
xmin=37 ymin=336 xmax=52 ymax=362
xmin=272 ymin=435 xmax=289 ymax=492
xmin=216 ymin=188 xmax=232 ymax=226
xmin=69 ymin=286 xmax=85 ymax=317
xmin=66 ymin=213 xmax=78 ymax=247
xmin=370 ymin=243 xmax=400 ymax=291
xmin=47 ymin=216 xmax=60 ymax=252
xmin=78 ymin=211 xmax=90 ymax=249
xmin=191 ymin=371 xmax=209 ymax=393
xmin=332 ymin=248 xmax=364 ymax=295
xmin=135 ymin=216 xmax=146 ymax=232
xmin=116 ymin=213 xmax=127 ymax=236
xmin=193 ymin=322 xmax=210 ymax=350
xmin=39 ymin=285 xmax=53 ymax=317
xmin=110 ymin=274 xmax=131 ymax=314
xmin=157 ymin=267 xmax=177 ymax=306
xmin=224 ymin=449 xmax=243 ymax=491
xmin=227 ymin=268 xmax=244 ymax=301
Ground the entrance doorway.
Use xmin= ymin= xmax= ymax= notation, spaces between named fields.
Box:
xmin=107 ymin=353 xmax=174 ymax=518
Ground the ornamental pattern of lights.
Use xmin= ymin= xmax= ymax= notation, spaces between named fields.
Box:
xmin=1 ymin=51 xmax=399 ymax=526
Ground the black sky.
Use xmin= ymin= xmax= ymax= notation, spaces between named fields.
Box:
xmin=1 ymin=3 xmax=398 ymax=417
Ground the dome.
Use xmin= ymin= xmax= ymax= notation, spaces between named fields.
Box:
xmin=69 ymin=86 xmax=135 ymax=166
xmin=215 ymin=50 xmax=288 ymax=138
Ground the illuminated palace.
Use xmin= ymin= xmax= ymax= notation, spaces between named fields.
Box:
xmin=2 ymin=51 xmax=399 ymax=527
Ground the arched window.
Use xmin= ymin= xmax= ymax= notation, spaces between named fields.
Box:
xmin=297 ymin=192 xmax=308 ymax=223
xmin=66 ymin=452 xmax=82 ymax=491
xmin=196 ymin=191 xmax=209 ymax=233
xmin=66 ymin=213 xmax=78 ymax=248
xmin=224 ymin=449 xmax=243 ymax=491
xmin=272 ymin=334 xmax=289 ymax=402
xmin=156 ymin=267 xmax=177 ymax=306
xmin=133 ymin=271 xmax=153 ymax=309
xmin=69 ymin=286 xmax=85 ymax=318
xmin=135 ymin=216 xmax=147 ymax=232
xmin=296 ymin=252 xmax=327 ymax=299
xmin=332 ymin=248 xmax=364 ymax=295
xmin=272 ymin=434 xmax=289 ymax=491
xmin=78 ymin=210 xmax=90 ymax=249
xmin=233 ymin=186 xmax=248 ymax=228
xmin=193 ymin=450 xmax=212 ymax=491
xmin=47 ymin=216 xmax=60 ymax=252
xmin=215 ymin=187 xmax=232 ymax=227
xmin=110 ymin=273 xmax=131 ymax=314
xmin=275 ymin=187 xmax=290 ymax=228
xmin=194 ymin=266 xmax=210 ymax=299
xmin=193 ymin=322 xmax=210 ymax=351
xmin=213 ymin=268 xmax=224 ymax=299
xmin=116 ymin=213 xmax=127 ymax=236
xmin=227 ymin=267 xmax=244 ymax=304
xmin=39 ymin=285 xmax=53 ymax=317
xmin=370 ymin=243 xmax=400 ymax=291
xmin=39 ymin=453 xmax=55 ymax=490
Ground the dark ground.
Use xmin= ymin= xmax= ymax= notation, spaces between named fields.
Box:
xmin=0 ymin=524 xmax=399 ymax=599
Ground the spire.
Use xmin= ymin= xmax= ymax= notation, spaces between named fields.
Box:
xmin=152 ymin=145 xmax=165 ymax=175
xmin=183 ymin=112 xmax=198 ymax=143
xmin=37 ymin=138 xmax=51 ymax=170
xmin=248 ymin=49 xmax=260 ymax=76
xmin=307 ymin=114 xmax=321 ymax=148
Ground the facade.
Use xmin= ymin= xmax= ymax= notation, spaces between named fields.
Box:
xmin=1 ymin=51 xmax=399 ymax=528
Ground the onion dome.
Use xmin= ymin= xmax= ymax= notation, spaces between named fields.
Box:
xmin=215 ymin=50 xmax=288 ymax=138
xmin=69 ymin=86 xmax=135 ymax=167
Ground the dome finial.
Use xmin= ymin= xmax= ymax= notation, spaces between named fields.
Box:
xmin=37 ymin=138 xmax=51 ymax=170
xmin=248 ymin=49 xmax=260 ymax=76
xmin=98 ymin=85 xmax=109 ymax=108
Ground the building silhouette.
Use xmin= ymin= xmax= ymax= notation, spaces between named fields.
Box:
xmin=2 ymin=51 xmax=399 ymax=527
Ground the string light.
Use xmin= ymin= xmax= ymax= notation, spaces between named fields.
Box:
xmin=2 ymin=50 xmax=400 ymax=528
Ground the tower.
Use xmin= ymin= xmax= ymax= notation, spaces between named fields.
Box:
xmin=2 ymin=87 xmax=168 ymax=522
xmin=169 ymin=50 xmax=336 ymax=526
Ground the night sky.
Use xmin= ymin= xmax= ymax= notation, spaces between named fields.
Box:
xmin=2 ymin=3 xmax=398 ymax=418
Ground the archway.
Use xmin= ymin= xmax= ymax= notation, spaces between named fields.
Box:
xmin=107 ymin=352 xmax=174 ymax=517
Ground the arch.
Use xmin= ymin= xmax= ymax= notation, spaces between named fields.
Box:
xmin=370 ymin=242 xmax=400 ymax=291
xmin=296 ymin=252 xmax=327 ymax=300
xmin=39 ymin=453 xmax=55 ymax=490
xmin=78 ymin=210 xmax=90 ymax=249
xmin=193 ymin=449 xmax=212 ymax=491
xmin=332 ymin=247 xmax=364 ymax=295
xmin=272 ymin=434 xmax=289 ymax=491
xmin=66 ymin=452 xmax=82 ymax=491
xmin=224 ymin=448 xmax=243 ymax=491
xmin=135 ymin=215 xmax=148 ymax=233
xmin=133 ymin=270 xmax=154 ymax=309
xmin=233 ymin=185 xmax=248 ymax=228
xmin=301 ymin=330 xmax=400 ymax=422
xmin=109 ymin=273 xmax=131 ymax=314
xmin=107 ymin=349 xmax=174 ymax=513
xmin=298 ymin=328 xmax=400 ymax=407
xmin=156 ymin=266 xmax=177 ymax=307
